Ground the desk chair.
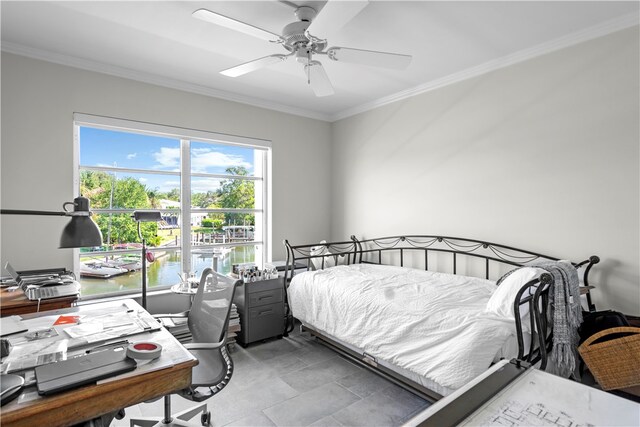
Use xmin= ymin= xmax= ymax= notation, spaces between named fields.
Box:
xmin=131 ymin=268 xmax=240 ymax=427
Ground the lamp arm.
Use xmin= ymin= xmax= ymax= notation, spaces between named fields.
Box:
xmin=0 ymin=209 xmax=91 ymax=217
xmin=0 ymin=209 xmax=67 ymax=216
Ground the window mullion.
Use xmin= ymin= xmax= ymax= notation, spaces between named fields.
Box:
xmin=180 ymin=139 xmax=191 ymax=276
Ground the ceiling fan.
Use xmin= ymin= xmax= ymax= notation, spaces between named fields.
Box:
xmin=193 ymin=1 xmax=412 ymax=97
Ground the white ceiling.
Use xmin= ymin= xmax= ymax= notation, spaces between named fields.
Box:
xmin=2 ymin=1 xmax=638 ymax=121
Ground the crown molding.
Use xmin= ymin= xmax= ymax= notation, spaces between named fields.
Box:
xmin=2 ymin=11 xmax=637 ymax=124
xmin=329 ymin=12 xmax=639 ymax=122
xmin=0 ymin=41 xmax=332 ymax=122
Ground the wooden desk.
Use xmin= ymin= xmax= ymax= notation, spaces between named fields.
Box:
xmin=0 ymin=299 xmax=198 ymax=427
xmin=0 ymin=287 xmax=77 ymax=317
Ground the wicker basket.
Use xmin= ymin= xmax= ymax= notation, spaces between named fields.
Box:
xmin=578 ymin=326 xmax=640 ymax=390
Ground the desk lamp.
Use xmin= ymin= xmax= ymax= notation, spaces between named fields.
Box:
xmin=1 ymin=196 xmax=103 ymax=248
xmin=0 ymin=196 xmax=102 ymax=406
xmin=133 ymin=211 xmax=162 ymax=309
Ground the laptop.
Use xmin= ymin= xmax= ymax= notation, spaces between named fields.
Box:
xmin=4 ymin=262 xmax=80 ymax=300
xmin=35 ymin=347 xmax=137 ymax=395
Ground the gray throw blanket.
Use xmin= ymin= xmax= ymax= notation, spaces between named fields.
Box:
xmin=531 ymin=260 xmax=583 ymax=377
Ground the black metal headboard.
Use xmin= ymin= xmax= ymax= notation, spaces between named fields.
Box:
xmin=283 ymin=235 xmax=599 ymax=369
xmin=352 ymin=235 xmax=598 ymax=287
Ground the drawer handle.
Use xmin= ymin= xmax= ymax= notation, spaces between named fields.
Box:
xmin=258 ymin=310 xmax=273 ymax=316
xmin=257 ymin=295 xmax=273 ymax=301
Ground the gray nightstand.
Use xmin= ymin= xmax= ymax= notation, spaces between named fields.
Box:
xmin=233 ymin=277 xmax=285 ymax=346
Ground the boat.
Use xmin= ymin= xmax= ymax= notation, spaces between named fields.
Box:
xmin=213 ymin=247 xmax=232 ymax=258
xmin=192 ymin=247 xmax=232 ymax=258
xmin=103 ymin=255 xmax=143 ymax=272
xmin=80 ymin=261 xmax=128 ymax=279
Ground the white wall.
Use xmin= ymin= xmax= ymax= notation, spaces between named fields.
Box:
xmin=1 ymin=52 xmax=331 ymax=274
xmin=2 ymin=27 xmax=639 ymax=315
xmin=331 ymin=27 xmax=640 ymax=315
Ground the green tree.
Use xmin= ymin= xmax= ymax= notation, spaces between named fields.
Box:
xmin=217 ymin=167 xmax=255 ymax=226
xmin=166 ymin=188 xmax=180 ymax=201
xmin=80 ymin=171 xmax=160 ymax=246
xmin=146 ymin=188 xmax=161 ymax=209
xmin=192 ymin=190 xmax=217 ymax=208
xmin=80 ymin=170 xmax=113 ymax=208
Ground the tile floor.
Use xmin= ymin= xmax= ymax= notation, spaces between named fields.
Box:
xmin=112 ymin=328 xmax=431 ymax=426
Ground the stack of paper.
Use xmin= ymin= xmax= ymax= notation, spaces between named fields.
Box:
xmin=227 ymin=303 xmax=241 ymax=350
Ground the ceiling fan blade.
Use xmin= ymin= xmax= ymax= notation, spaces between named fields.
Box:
xmin=221 ymin=55 xmax=288 ymax=77
xmin=326 ymin=47 xmax=412 ymax=70
xmin=306 ymin=1 xmax=369 ymax=36
xmin=193 ymin=8 xmax=282 ymax=42
xmin=305 ymin=61 xmax=334 ymax=97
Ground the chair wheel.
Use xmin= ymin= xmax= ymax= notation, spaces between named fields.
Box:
xmin=201 ymin=411 xmax=211 ymax=426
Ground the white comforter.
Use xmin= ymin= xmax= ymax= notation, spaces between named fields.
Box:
xmin=288 ymin=264 xmax=516 ymax=391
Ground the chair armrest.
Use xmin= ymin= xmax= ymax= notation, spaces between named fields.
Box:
xmin=183 ymin=341 xmax=225 ymax=350
xmin=153 ymin=311 xmax=189 ymax=319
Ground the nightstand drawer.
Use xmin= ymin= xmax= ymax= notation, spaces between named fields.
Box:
xmin=248 ymin=288 xmax=283 ymax=307
xmin=246 ymin=278 xmax=282 ymax=294
xmin=243 ymin=303 xmax=285 ymax=343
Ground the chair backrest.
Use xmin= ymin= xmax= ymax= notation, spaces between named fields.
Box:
xmin=188 ymin=268 xmax=239 ymax=345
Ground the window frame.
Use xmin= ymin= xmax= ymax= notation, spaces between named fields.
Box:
xmin=73 ymin=113 xmax=272 ymax=299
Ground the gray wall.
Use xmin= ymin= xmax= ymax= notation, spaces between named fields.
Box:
xmin=331 ymin=27 xmax=639 ymax=315
xmin=1 ymin=52 xmax=332 ymax=274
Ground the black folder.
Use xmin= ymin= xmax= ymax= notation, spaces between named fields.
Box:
xmin=35 ymin=347 xmax=137 ymax=395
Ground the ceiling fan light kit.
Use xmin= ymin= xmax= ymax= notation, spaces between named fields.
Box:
xmin=193 ymin=2 xmax=412 ymax=97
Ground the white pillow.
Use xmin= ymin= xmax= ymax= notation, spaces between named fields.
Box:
xmin=310 ymin=240 xmax=336 ymax=270
xmin=486 ymin=267 xmax=546 ymax=319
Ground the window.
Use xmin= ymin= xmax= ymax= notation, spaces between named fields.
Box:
xmin=74 ymin=114 xmax=271 ymax=298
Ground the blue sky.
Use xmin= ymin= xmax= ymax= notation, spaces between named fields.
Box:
xmin=79 ymin=127 xmax=255 ymax=193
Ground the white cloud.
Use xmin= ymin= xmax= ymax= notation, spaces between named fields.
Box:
xmin=191 ymin=147 xmax=211 ymax=154
xmin=191 ymin=178 xmax=222 ymax=193
xmin=126 ymin=153 xmax=137 ymax=160
xmin=139 ymin=177 xmax=148 ymax=182
xmin=192 ymin=150 xmax=251 ymax=173
xmin=158 ymin=180 xmax=180 ymax=192
xmin=153 ymin=147 xmax=180 ymax=169
xmin=152 ymin=146 xmax=251 ymax=173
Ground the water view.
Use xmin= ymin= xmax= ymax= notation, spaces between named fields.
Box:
xmin=79 ymin=246 xmax=256 ymax=297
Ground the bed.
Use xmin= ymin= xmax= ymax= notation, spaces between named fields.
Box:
xmin=282 ymin=235 xmax=599 ymax=401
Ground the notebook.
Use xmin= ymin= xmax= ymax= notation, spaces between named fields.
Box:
xmin=35 ymin=347 xmax=137 ymax=395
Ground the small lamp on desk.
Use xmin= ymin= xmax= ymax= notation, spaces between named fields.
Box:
xmin=133 ymin=211 xmax=162 ymax=309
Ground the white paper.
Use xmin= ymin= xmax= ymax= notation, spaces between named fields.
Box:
xmin=64 ymin=322 xmax=104 ymax=339
xmin=2 ymin=339 xmax=68 ymax=373
xmin=462 ymin=369 xmax=640 ymax=426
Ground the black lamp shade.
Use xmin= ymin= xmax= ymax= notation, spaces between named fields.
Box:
xmin=59 ymin=216 xmax=103 ymax=248
xmin=1 ymin=196 xmax=103 ymax=249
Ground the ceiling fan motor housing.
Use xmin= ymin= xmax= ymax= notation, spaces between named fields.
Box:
xmin=282 ymin=21 xmax=311 ymax=47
